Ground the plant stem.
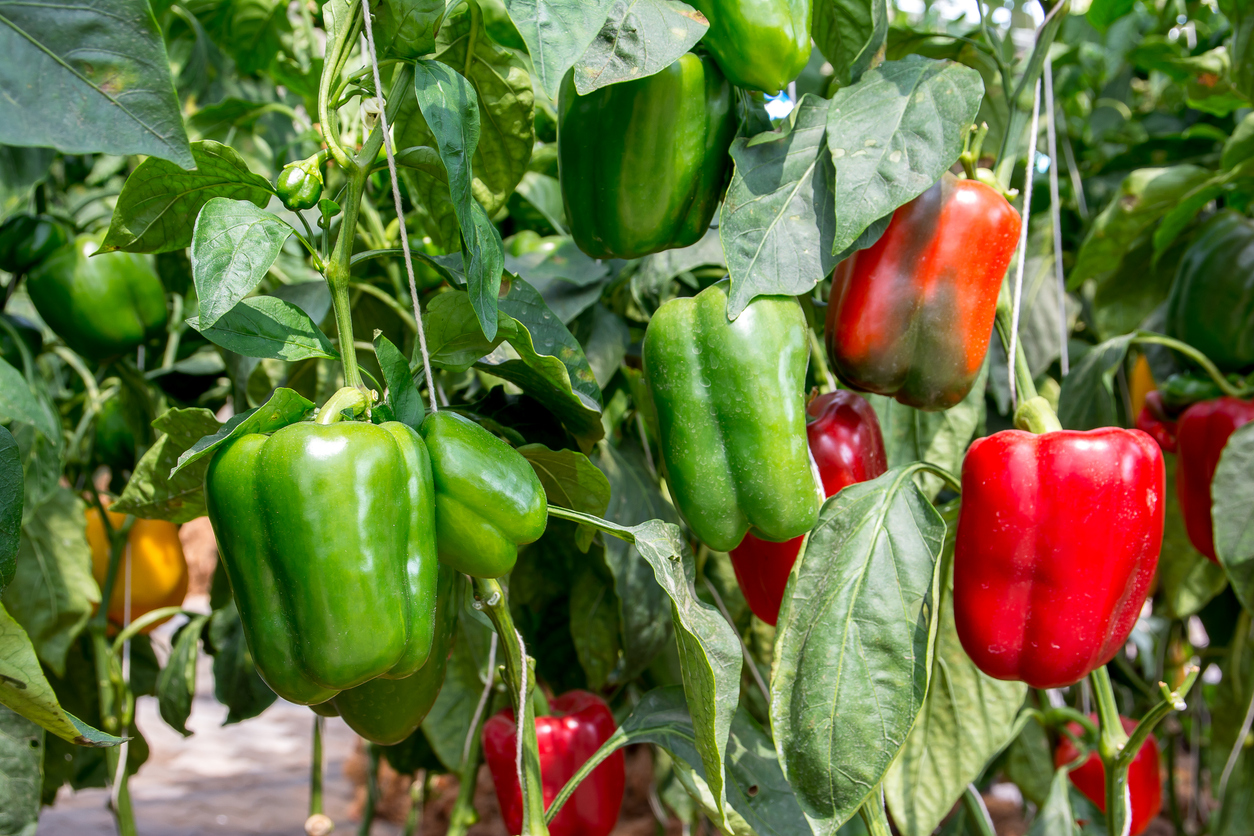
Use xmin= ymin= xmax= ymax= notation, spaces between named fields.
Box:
xmin=472 ymin=577 xmax=549 ymax=836
xmin=962 ymin=784 xmax=996 ymax=836
xmin=358 ymin=743 xmax=381 ymax=836
xmin=1090 ymin=666 xmax=1131 ymax=836
xmin=1133 ymin=333 xmax=1253 ymax=398
xmin=857 ymin=789 xmax=893 ymax=836
xmin=403 ymin=770 xmax=427 ymax=836
xmin=995 ymin=299 xmax=1040 ymax=403
xmin=993 ymin=0 xmax=1068 ymax=192
xmin=446 ymin=738 xmax=483 ymax=836
xmin=311 ymin=716 xmax=324 ymax=817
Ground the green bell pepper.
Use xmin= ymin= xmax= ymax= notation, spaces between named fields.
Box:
xmin=204 ymin=402 xmax=439 ymax=704
xmin=558 ymin=52 xmax=735 ymax=260
xmin=420 ymin=410 xmax=548 ymax=579
xmin=25 ymin=234 xmax=168 ymax=360
xmin=329 ymin=565 xmax=460 ymax=744
xmin=689 ymin=0 xmax=812 ymax=94
xmin=643 ymin=281 xmax=820 ymax=551
xmin=0 ymin=214 xmax=67 ymax=274
xmin=1166 ymin=210 xmax=1254 ymax=372
xmin=275 ymin=158 xmax=325 ymax=211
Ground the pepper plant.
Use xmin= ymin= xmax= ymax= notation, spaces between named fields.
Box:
xmin=3 ymin=1 xmax=1254 ymax=836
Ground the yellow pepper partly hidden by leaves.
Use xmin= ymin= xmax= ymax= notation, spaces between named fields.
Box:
xmin=87 ymin=504 xmax=188 ymax=632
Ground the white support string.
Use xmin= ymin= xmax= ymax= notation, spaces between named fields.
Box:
xmin=358 ymin=0 xmax=439 ymax=413
xmin=1008 ymin=79 xmax=1042 ymax=411
xmin=1043 ymin=53 xmax=1069 ymax=375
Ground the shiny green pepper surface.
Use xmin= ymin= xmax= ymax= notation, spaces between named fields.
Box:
xmin=558 ymin=52 xmax=735 ymax=260
xmin=689 ymin=0 xmax=812 ymax=93
xmin=275 ymin=160 xmax=324 ymax=211
xmin=420 ymin=411 xmax=548 ymax=578
xmin=204 ymin=419 xmax=439 ymax=704
xmin=26 ymin=234 xmax=168 ymax=359
xmin=330 ymin=565 xmax=460 ymax=744
xmin=0 ymin=214 xmax=67 ymax=273
xmin=643 ymin=281 xmax=820 ymax=551
xmin=1166 ymin=210 xmax=1254 ymax=372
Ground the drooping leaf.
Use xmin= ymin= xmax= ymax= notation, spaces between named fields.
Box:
xmin=157 ymin=614 xmax=209 ymax=736
xmin=0 ymin=603 xmax=122 ymax=747
xmin=190 ymin=198 xmax=294 ymax=328
xmin=171 ymin=388 xmax=315 ymax=478
xmin=112 ymin=408 xmax=223 ymax=523
xmin=1057 ymin=334 xmax=1136 ymax=431
xmin=1214 ymin=423 xmax=1254 ymax=614
xmin=773 ymin=466 xmax=945 ymax=833
xmin=506 ymin=0 xmax=616 ymax=97
xmin=1158 ymin=455 xmax=1229 ymax=619
xmin=1027 ymin=769 xmax=1080 ymax=836
xmin=99 ymin=141 xmax=274 ymax=254
xmin=421 ymin=593 xmax=497 ymax=771
xmin=374 ymin=334 xmax=425 ymax=428
xmin=1 ymin=489 xmax=98 ymax=677
xmin=0 ymin=426 xmax=20 ymax=595
xmin=572 ymin=0 xmax=708 ymax=94
xmin=0 ymin=705 xmax=42 ymax=835
xmin=813 ymin=0 xmax=888 ymax=86
xmin=0 ymin=0 xmax=194 ymax=168
xmin=204 ymin=602 xmax=276 ymax=724
xmin=519 ymin=444 xmax=610 ymax=550
xmin=189 ymin=296 xmax=338 ymax=361
xmin=721 ymin=96 xmax=837 ymax=318
xmin=0 ymin=359 xmax=59 ymax=443
xmin=826 ymin=56 xmax=984 ymax=257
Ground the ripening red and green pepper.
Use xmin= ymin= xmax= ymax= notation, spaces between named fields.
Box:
xmin=1056 ymin=716 xmax=1163 ymax=836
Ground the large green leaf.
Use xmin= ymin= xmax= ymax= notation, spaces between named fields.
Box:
xmin=188 ymin=296 xmax=338 ymax=361
xmin=156 ymin=614 xmax=209 ymax=736
xmin=721 ymin=96 xmax=837 ymax=318
xmin=99 ymin=141 xmax=274 ymax=254
xmin=1057 ymin=334 xmax=1135 ymax=431
xmin=0 ymin=604 xmax=121 ymax=747
xmin=520 ymin=444 xmax=610 ymax=550
xmin=171 ymin=387 xmax=315 ymax=478
xmin=1 ymin=489 xmax=97 ymax=677
xmin=190 ymin=198 xmax=294 ymax=328
xmin=0 ymin=426 xmax=20 ymax=595
xmin=0 ymin=0 xmax=193 ymax=168
xmin=112 ymin=408 xmax=223 ymax=523
xmin=572 ymin=0 xmax=708 ymax=94
xmin=506 ymin=0 xmax=616 ymax=96
xmin=826 ymin=56 xmax=983 ymax=256
xmin=0 ymin=359 xmax=58 ymax=443
xmin=772 ymin=466 xmax=945 ymax=834
xmin=0 ymin=705 xmax=41 ymax=836
xmin=1214 ymin=423 xmax=1254 ymax=614
xmin=813 ymin=0 xmax=888 ymax=86
xmin=884 ymin=517 xmax=1026 ymax=836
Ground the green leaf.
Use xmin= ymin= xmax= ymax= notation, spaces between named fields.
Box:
xmin=1224 ymin=112 xmax=1254 ymax=170
xmin=171 ymin=387 xmax=315 ymax=479
xmin=826 ymin=56 xmax=984 ymax=257
xmin=506 ymin=0 xmax=616 ymax=97
xmin=1 ymin=489 xmax=97 ymax=677
xmin=157 ymin=614 xmax=209 ymax=737
xmin=591 ymin=442 xmax=674 ymax=684
xmin=626 ymin=520 xmax=742 ymax=830
xmin=0 ymin=359 xmax=58 ymax=442
xmin=0 ymin=603 xmax=121 ymax=746
xmin=421 ymin=594 xmax=496 ymax=770
xmin=721 ymin=96 xmax=837 ymax=318
xmin=413 ymin=59 xmax=507 ymax=340
xmin=1028 ymin=769 xmax=1079 ymax=836
xmin=0 ymin=705 xmax=41 ymax=835
xmin=189 ymin=296 xmax=338 ymax=361
xmin=519 ymin=444 xmax=610 ymax=550
xmin=772 ymin=466 xmax=945 ymax=833
xmin=867 ymin=362 xmax=986 ymax=500
xmin=395 ymin=1 xmax=535 ymax=243
xmin=884 ymin=519 xmax=1026 ymax=836
xmin=572 ymin=0 xmax=708 ymax=94
xmin=99 ymin=141 xmax=274 ymax=254
xmin=813 ymin=0 xmax=888 ymax=86
xmin=374 ymin=334 xmax=424 ymax=429
xmin=1214 ymin=423 xmax=1254 ymax=614
xmin=602 ymin=686 xmax=817 ymax=836
xmin=0 ymin=427 xmax=20 ymax=595
xmin=1158 ymin=455 xmax=1229 ymax=619
xmin=204 ymin=602 xmax=276 ymax=724
xmin=513 ymin=171 xmax=568 ymax=236
xmin=190 ymin=198 xmax=294 ymax=328
xmin=1057 ymin=334 xmax=1135 ymax=431
xmin=1152 ymin=178 xmax=1226 ymax=261
xmin=569 ymin=554 xmax=620 ymax=689
xmin=112 ymin=408 xmax=223 ymax=523
xmin=505 ymin=235 xmax=608 ymax=322
xmin=0 ymin=0 xmax=194 ymax=168
xmin=1086 ymin=0 xmax=1134 ymax=30
xmin=1069 ymin=166 xmax=1211 ymax=289
xmin=633 ymin=226 xmax=725 ymax=304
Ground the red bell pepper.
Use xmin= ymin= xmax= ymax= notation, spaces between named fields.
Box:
xmin=729 ymin=390 xmax=887 ymax=625
xmin=1055 ymin=716 xmax=1162 ymax=836
xmin=1175 ymin=397 xmax=1254 ymax=562
xmin=1135 ymin=391 xmax=1178 ymax=454
xmin=954 ymin=428 xmax=1164 ymax=688
xmin=482 ymin=690 xmax=624 ymax=836
xmin=824 ymin=172 xmax=1021 ymax=411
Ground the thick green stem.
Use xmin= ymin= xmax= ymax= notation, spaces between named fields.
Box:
xmin=1090 ymin=666 xmax=1132 ymax=836
xmin=403 ymin=771 xmax=426 ymax=836
xmin=472 ymin=577 xmax=549 ymax=836
xmin=962 ymin=785 xmax=996 ymax=836
xmin=1014 ymin=397 xmax=1063 ymax=434
xmin=317 ymin=386 xmax=369 ymax=424
xmin=311 ymin=716 xmax=324 ymax=817
xmin=91 ymin=630 xmax=136 ymax=836
xmin=358 ymin=743 xmax=381 ymax=836
xmin=857 ymin=790 xmax=893 ymax=836
xmin=1133 ymin=333 xmax=1252 ymax=398
xmin=446 ymin=738 xmax=483 ymax=836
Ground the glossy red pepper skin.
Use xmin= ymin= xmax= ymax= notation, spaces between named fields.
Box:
xmin=483 ymin=690 xmax=624 ymax=836
xmin=825 ymin=173 xmax=1021 ymax=411
xmin=729 ymin=390 xmax=887 ymax=624
xmin=1175 ymin=397 xmax=1254 ymax=562
xmin=1135 ymin=391 xmax=1178 ymax=454
xmin=954 ymin=429 xmax=1164 ymax=689
xmin=1055 ymin=716 xmax=1162 ymax=836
